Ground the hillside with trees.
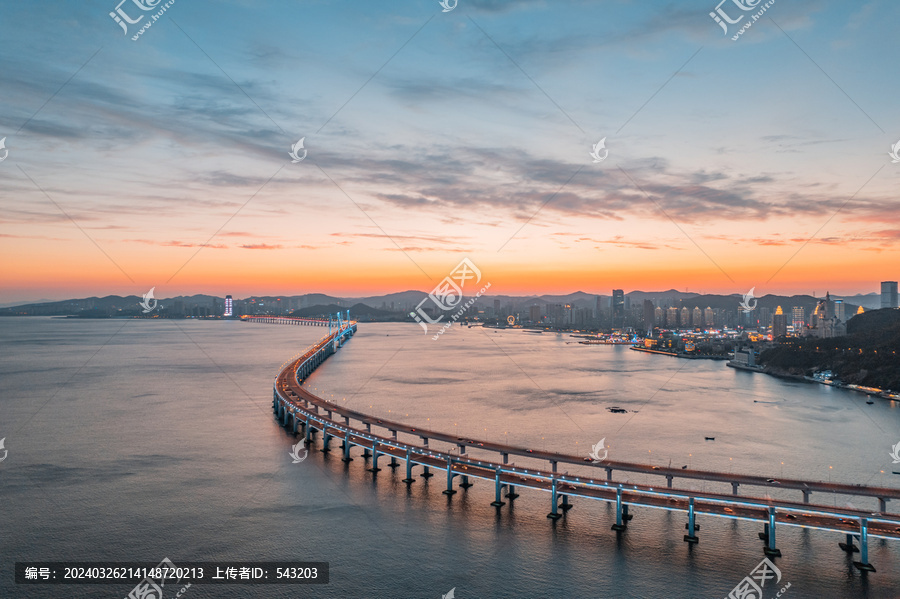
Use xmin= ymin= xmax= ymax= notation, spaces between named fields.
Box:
xmin=758 ymin=309 xmax=900 ymax=391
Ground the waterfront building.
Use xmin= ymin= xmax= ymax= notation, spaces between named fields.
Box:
xmin=224 ymin=295 xmax=233 ymax=317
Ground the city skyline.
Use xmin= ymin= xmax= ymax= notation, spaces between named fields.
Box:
xmin=1 ymin=1 xmax=899 ymax=303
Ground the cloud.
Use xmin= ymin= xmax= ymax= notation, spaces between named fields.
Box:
xmin=240 ymin=243 xmax=282 ymax=250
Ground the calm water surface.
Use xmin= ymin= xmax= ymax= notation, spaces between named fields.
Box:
xmin=1 ymin=318 xmax=898 ymax=598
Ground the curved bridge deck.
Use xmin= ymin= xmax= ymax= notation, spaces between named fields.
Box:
xmin=270 ymin=322 xmax=900 ymax=572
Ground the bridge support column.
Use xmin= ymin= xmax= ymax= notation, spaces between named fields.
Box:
xmin=764 ymin=507 xmax=781 ymax=557
xmin=878 ymin=497 xmax=887 ymax=513
xmin=342 ymin=433 xmax=352 ymax=462
xmin=459 ymin=475 xmax=473 ymax=489
xmin=605 ymin=467 xmax=613 ymax=482
xmin=304 ymin=419 xmax=311 ymax=444
xmin=491 ymin=469 xmax=505 ymax=507
xmin=443 ymin=459 xmax=456 ymax=495
xmin=853 ymin=518 xmax=876 ymax=572
xmin=548 ymin=479 xmax=561 ymax=520
xmin=561 ymin=494 xmax=572 ymax=512
xmin=321 ymin=432 xmax=331 ymax=453
xmin=839 ymin=533 xmax=859 ymax=553
xmin=802 ymin=490 xmax=811 ymax=503
xmin=402 ymin=448 xmax=416 ymax=484
xmin=282 ymin=407 xmax=289 ymax=427
xmin=684 ymin=497 xmax=699 ymax=543
xmin=505 ymin=484 xmax=519 ymax=500
xmin=420 ymin=466 xmax=433 ymax=479
xmin=362 ymin=424 xmax=372 ymax=457
xmin=666 ymin=475 xmax=673 ymax=489
xmin=292 ymin=415 xmax=301 ymax=435
xmin=388 ymin=455 xmax=400 ymax=470
xmin=612 ymin=487 xmax=626 ymax=531
xmin=502 ymin=452 xmax=509 ymax=465
xmin=732 ymin=482 xmax=739 ymax=495
xmin=367 ymin=441 xmax=380 ymax=472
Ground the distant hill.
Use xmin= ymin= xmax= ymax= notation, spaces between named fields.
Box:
xmin=289 ymin=303 xmax=398 ymax=321
xmin=758 ymin=309 xmax=900 ymax=391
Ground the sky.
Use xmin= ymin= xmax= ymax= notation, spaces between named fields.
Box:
xmin=1 ymin=0 xmax=898 ymax=304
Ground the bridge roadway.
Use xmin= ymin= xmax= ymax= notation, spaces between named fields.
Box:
xmin=270 ymin=322 xmax=900 ymax=572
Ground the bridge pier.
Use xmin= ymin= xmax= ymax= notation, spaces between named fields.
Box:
xmin=684 ymin=497 xmax=699 ymax=543
xmin=443 ymin=459 xmax=457 ymax=495
xmin=367 ymin=441 xmax=381 ymax=472
xmin=505 ymin=484 xmax=519 ymax=500
xmin=321 ymin=432 xmax=331 ymax=453
xmin=802 ymin=490 xmax=811 ymax=503
xmin=292 ymin=415 xmax=301 ymax=435
xmin=605 ymin=467 xmax=613 ymax=482
xmin=342 ymin=433 xmax=353 ymax=462
xmin=666 ymin=475 xmax=673 ymax=489
xmin=282 ymin=407 xmax=289 ymax=427
xmin=502 ymin=452 xmax=509 ymax=465
xmin=731 ymin=482 xmax=739 ymax=495
xmin=853 ymin=518 xmax=876 ymax=572
xmin=388 ymin=456 xmax=400 ymax=470
xmin=548 ymin=479 xmax=561 ymax=520
xmin=459 ymin=475 xmax=473 ymax=489
xmin=402 ymin=448 xmax=416 ymax=484
xmin=764 ymin=507 xmax=781 ymax=557
xmin=491 ymin=469 xmax=505 ymax=507
xmin=561 ymin=494 xmax=572 ymax=512
xmin=878 ymin=497 xmax=887 ymax=513
xmin=420 ymin=466 xmax=434 ymax=479
xmin=839 ymin=533 xmax=860 ymax=553
xmin=361 ymin=423 xmax=371 ymax=457
xmin=304 ymin=419 xmax=311 ymax=444
xmin=612 ymin=487 xmax=626 ymax=531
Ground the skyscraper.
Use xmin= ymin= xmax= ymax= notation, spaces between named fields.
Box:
xmin=612 ymin=289 xmax=625 ymax=326
xmin=772 ymin=306 xmax=787 ymax=338
xmin=224 ymin=295 xmax=233 ymax=317
xmin=833 ymin=299 xmax=845 ymax=322
xmin=791 ymin=307 xmax=805 ymax=329
xmin=642 ymin=300 xmax=655 ymax=334
xmin=881 ymin=281 xmax=899 ymax=309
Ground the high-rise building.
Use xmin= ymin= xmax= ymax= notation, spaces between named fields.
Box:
xmin=791 ymin=307 xmax=805 ymax=329
xmin=704 ymin=307 xmax=715 ymax=327
xmin=666 ymin=306 xmax=679 ymax=328
xmin=224 ymin=295 xmax=233 ymax=317
xmin=692 ymin=307 xmax=702 ymax=328
xmin=881 ymin=281 xmax=899 ymax=309
xmin=772 ymin=306 xmax=787 ymax=338
xmin=642 ymin=300 xmax=655 ymax=334
xmin=612 ymin=290 xmax=625 ymax=325
xmin=681 ymin=306 xmax=690 ymax=328
xmin=493 ymin=299 xmax=501 ymax=317
xmin=833 ymin=299 xmax=845 ymax=322
xmin=529 ymin=304 xmax=541 ymax=323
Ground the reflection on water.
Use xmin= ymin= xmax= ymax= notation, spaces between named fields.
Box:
xmin=1 ymin=318 xmax=897 ymax=598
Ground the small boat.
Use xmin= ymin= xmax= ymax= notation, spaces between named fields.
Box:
xmin=705 ymin=436 xmax=715 ymax=441
xmin=682 ymin=465 xmax=688 ymax=469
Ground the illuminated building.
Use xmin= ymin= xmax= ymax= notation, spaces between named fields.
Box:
xmin=224 ymin=295 xmax=233 ymax=317
xmin=772 ymin=306 xmax=787 ymax=338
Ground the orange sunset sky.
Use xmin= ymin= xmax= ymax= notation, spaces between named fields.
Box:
xmin=1 ymin=1 xmax=898 ymax=303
